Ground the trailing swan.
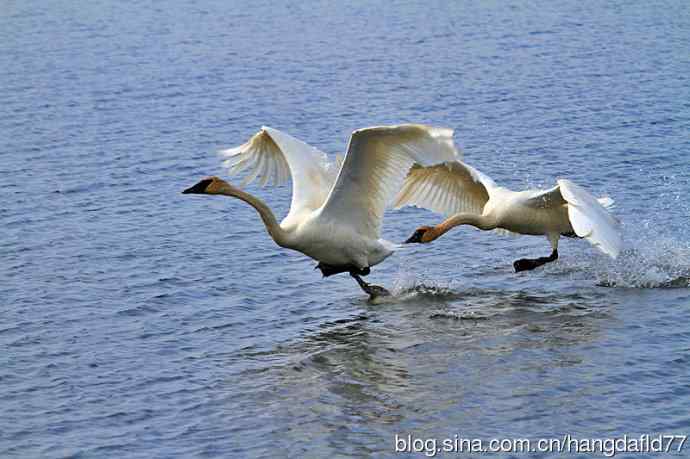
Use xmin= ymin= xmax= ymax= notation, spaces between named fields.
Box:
xmin=183 ymin=125 xmax=460 ymax=297
xmin=399 ymin=161 xmax=622 ymax=271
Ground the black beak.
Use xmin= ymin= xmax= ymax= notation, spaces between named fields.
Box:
xmin=182 ymin=178 xmax=213 ymax=194
xmin=405 ymin=230 xmax=425 ymax=244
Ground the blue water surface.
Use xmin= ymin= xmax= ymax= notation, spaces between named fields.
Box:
xmin=2 ymin=1 xmax=689 ymax=457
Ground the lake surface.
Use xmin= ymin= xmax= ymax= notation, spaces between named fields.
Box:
xmin=2 ymin=0 xmax=689 ymax=457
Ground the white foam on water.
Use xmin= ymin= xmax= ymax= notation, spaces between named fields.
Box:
xmin=389 ymin=260 xmax=460 ymax=297
xmin=593 ymin=234 xmax=690 ymax=288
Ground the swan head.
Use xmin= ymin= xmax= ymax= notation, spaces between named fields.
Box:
xmin=182 ymin=176 xmax=232 ymax=195
xmin=405 ymin=226 xmax=436 ymax=244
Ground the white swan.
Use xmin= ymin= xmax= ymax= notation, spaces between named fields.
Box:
xmin=183 ymin=125 xmax=460 ymax=297
xmin=397 ymin=160 xmax=622 ymax=271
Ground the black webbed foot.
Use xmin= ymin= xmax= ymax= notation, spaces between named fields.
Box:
xmin=350 ymin=272 xmax=391 ymax=300
xmin=513 ymin=258 xmax=538 ymax=272
xmin=513 ymin=249 xmax=559 ymax=272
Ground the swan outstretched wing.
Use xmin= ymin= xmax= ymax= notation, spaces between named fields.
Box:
xmin=220 ymin=127 xmax=337 ymax=214
xmin=393 ymin=161 xmax=494 ymax=217
xmin=525 ymin=180 xmax=622 ymax=258
xmin=318 ymin=125 xmax=461 ymax=239
xmin=558 ymin=179 xmax=622 ymax=258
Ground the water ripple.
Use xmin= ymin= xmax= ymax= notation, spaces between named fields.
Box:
xmin=2 ymin=0 xmax=689 ymax=457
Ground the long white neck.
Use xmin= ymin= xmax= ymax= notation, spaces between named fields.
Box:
xmin=215 ymin=183 xmax=289 ymax=247
xmin=432 ymin=213 xmax=497 ymax=240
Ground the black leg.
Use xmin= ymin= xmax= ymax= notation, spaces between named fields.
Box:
xmin=317 ymin=263 xmax=371 ymax=278
xmin=350 ymin=272 xmax=391 ymax=299
xmin=513 ymin=249 xmax=559 ymax=272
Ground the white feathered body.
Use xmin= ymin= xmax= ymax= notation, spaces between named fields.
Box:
xmin=395 ymin=161 xmax=622 ymax=257
xmin=219 ymin=124 xmax=460 ymax=271
xmin=278 ymin=210 xmax=394 ymax=269
xmin=484 ymin=188 xmax=573 ymax=237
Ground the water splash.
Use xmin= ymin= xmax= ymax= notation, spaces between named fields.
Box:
xmin=595 ymin=176 xmax=690 ymax=289
xmin=390 ymin=264 xmax=461 ymax=297
xmin=549 ymin=172 xmax=690 ymax=289
xmin=594 ymin=236 xmax=690 ymax=288
xmin=370 ymin=281 xmax=459 ymax=305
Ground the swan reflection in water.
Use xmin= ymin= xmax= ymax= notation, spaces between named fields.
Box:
xmin=235 ymin=287 xmax=612 ymax=453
